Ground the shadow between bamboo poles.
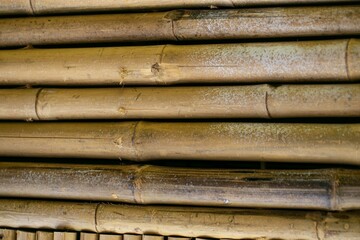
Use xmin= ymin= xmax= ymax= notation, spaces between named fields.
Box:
xmin=0 ymin=84 xmax=359 ymax=120
xmin=0 ymin=162 xmax=359 ymax=210
xmin=0 ymin=199 xmax=360 ymax=239
xmin=0 ymin=6 xmax=359 ymax=47
xmin=0 ymin=39 xmax=358 ymax=85
xmin=0 ymin=0 xmax=357 ymax=16
xmin=0 ymin=122 xmax=358 ymax=164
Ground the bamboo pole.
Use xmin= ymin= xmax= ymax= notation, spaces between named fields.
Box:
xmin=1 ymin=84 xmax=359 ymax=120
xmin=0 ymin=39 xmax=359 ymax=85
xmin=0 ymin=122 xmax=358 ymax=164
xmin=0 ymin=6 xmax=359 ymax=47
xmin=0 ymin=162 xmax=359 ymax=210
xmin=0 ymin=199 xmax=360 ymax=239
xmin=0 ymin=0 xmax=357 ymax=16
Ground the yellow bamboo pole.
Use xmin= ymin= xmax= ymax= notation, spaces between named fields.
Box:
xmin=0 ymin=39 xmax=359 ymax=85
xmin=0 ymin=162 xmax=358 ymax=210
xmin=0 ymin=84 xmax=359 ymax=120
xmin=0 ymin=6 xmax=359 ymax=47
xmin=0 ymin=122 xmax=358 ymax=164
xmin=0 ymin=199 xmax=359 ymax=239
xmin=0 ymin=0 xmax=356 ymax=16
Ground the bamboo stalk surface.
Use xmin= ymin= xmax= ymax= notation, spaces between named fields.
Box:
xmin=0 ymin=122 xmax=358 ymax=164
xmin=0 ymin=199 xmax=359 ymax=239
xmin=1 ymin=84 xmax=359 ymax=120
xmin=0 ymin=0 xmax=357 ymax=15
xmin=0 ymin=39 xmax=359 ymax=85
xmin=0 ymin=6 xmax=359 ymax=47
xmin=0 ymin=162 xmax=359 ymax=210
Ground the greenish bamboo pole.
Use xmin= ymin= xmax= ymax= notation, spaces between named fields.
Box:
xmin=0 ymin=162 xmax=359 ymax=210
xmin=0 ymin=122 xmax=358 ymax=165
xmin=0 ymin=6 xmax=359 ymax=47
xmin=0 ymin=39 xmax=359 ymax=85
xmin=1 ymin=84 xmax=359 ymax=120
xmin=0 ymin=0 xmax=357 ymax=16
xmin=0 ymin=199 xmax=359 ymax=239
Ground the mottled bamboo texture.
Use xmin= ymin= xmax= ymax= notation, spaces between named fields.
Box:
xmin=0 ymin=0 xmax=357 ymax=15
xmin=1 ymin=84 xmax=359 ymax=120
xmin=0 ymin=162 xmax=359 ymax=210
xmin=0 ymin=122 xmax=358 ymax=164
xmin=1 ymin=39 xmax=359 ymax=85
xmin=1 ymin=199 xmax=360 ymax=239
xmin=0 ymin=6 xmax=359 ymax=46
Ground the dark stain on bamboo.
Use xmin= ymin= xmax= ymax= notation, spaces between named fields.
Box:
xmin=0 ymin=162 xmax=359 ymax=210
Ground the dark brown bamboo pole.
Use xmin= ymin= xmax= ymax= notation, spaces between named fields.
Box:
xmin=0 ymin=199 xmax=360 ymax=239
xmin=1 ymin=84 xmax=359 ymax=120
xmin=0 ymin=122 xmax=358 ymax=164
xmin=0 ymin=162 xmax=359 ymax=210
xmin=0 ymin=6 xmax=359 ymax=47
xmin=1 ymin=0 xmax=357 ymax=16
xmin=1 ymin=39 xmax=359 ymax=85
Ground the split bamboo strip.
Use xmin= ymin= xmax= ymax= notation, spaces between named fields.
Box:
xmin=16 ymin=231 xmax=35 ymax=240
xmin=0 ymin=199 xmax=360 ymax=239
xmin=0 ymin=162 xmax=359 ymax=210
xmin=0 ymin=122 xmax=358 ymax=164
xmin=1 ymin=39 xmax=359 ymax=85
xmin=0 ymin=6 xmax=359 ymax=47
xmin=0 ymin=229 xmax=16 ymax=240
xmin=0 ymin=0 xmax=357 ymax=16
xmin=99 ymin=235 xmax=122 ymax=240
xmin=53 ymin=232 xmax=77 ymax=240
xmin=37 ymin=232 xmax=53 ymax=240
xmin=1 ymin=84 xmax=359 ymax=120
xmin=123 ymin=236 xmax=140 ymax=240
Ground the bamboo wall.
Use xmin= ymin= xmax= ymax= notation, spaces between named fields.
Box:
xmin=0 ymin=0 xmax=359 ymax=239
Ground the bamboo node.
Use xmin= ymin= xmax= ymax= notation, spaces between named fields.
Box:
xmin=132 ymin=165 xmax=150 ymax=204
xmin=151 ymin=63 xmax=161 ymax=75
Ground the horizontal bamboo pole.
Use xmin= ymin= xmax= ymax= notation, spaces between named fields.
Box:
xmin=0 ymin=6 xmax=359 ymax=47
xmin=1 ymin=39 xmax=359 ymax=85
xmin=0 ymin=199 xmax=360 ymax=239
xmin=1 ymin=84 xmax=359 ymax=120
xmin=0 ymin=162 xmax=359 ymax=210
xmin=0 ymin=122 xmax=358 ymax=164
xmin=0 ymin=0 xmax=357 ymax=15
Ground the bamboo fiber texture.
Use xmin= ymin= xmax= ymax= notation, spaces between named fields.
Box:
xmin=1 ymin=84 xmax=359 ymax=120
xmin=0 ymin=199 xmax=360 ymax=239
xmin=1 ymin=39 xmax=359 ymax=85
xmin=0 ymin=162 xmax=359 ymax=210
xmin=0 ymin=0 xmax=357 ymax=15
xmin=0 ymin=122 xmax=358 ymax=165
xmin=0 ymin=6 xmax=359 ymax=47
